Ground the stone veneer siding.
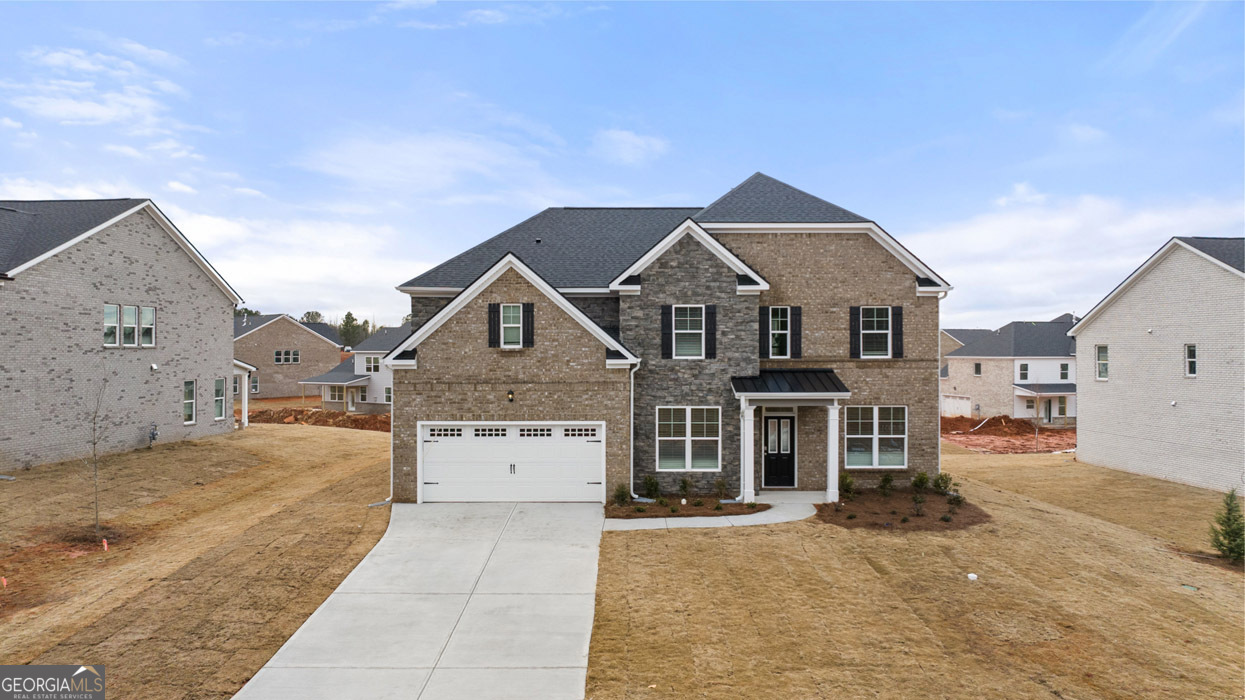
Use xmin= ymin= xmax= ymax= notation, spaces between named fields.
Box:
xmin=391 ymin=268 xmax=631 ymax=502
xmin=233 ymin=316 xmax=341 ymax=398
xmin=717 ymin=230 xmax=941 ymax=489
xmin=408 ymin=297 xmax=451 ymax=331
xmin=620 ymin=235 xmax=758 ymax=495
xmin=0 ymin=209 xmax=236 ymax=471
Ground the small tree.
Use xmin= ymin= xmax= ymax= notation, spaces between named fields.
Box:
xmin=339 ymin=312 xmax=364 ymax=347
xmin=1210 ymin=488 xmax=1244 ymax=563
xmin=299 ymin=311 xmax=324 ymax=323
xmin=81 ymin=379 xmax=108 ymax=540
xmin=234 ymin=307 xmax=263 ymax=317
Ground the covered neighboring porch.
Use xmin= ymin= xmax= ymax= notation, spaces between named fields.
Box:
xmin=732 ymin=369 xmax=851 ymax=503
xmin=299 ymin=360 xmax=369 ymax=412
xmin=1013 ymin=383 xmax=1076 ymax=426
xmin=232 ymin=359 xmax=256 ymax=428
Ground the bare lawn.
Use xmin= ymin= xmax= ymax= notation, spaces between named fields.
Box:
xmin=587 ymin=446 xmax=1244 ymax=699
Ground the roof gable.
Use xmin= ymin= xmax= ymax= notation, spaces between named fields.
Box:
xmin=609 ymin=218 xmax=768 ymax=293
xmin=948 ymin=319 xmax=1077 ymax=358
xmin=1175 ymin=236 xmax=1244 ymax=273
xmin=300 ymin=321 xmax=342 ymax=345
xmin=695 ymin=172 xmax=869 ymax=224
xmin=234 ymin=314 xmax=342 ymax=347
xmin=353 ymin=323 xmax=411 ymax=352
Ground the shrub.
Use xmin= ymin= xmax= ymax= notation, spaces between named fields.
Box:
xmin=846 ymin=513 xmax=857 ymax=520
xmin=635 ymin=506 xmax=647 ymax=513
xmin=678 ymin=477 xmax=693 ymax=499
xmin=932 ymin=473 xmax=953 ymax=494
xmin=642 ymin=475 xmax=661 ymax=500
xmin=940 ymin=514 xmax=952 ymax=523
xmin=946 ymin=491 xmax=965 ymax=508
xmin=901 ymin=516 xmax=909 ymax=523
xmin=911 ymin=493 xmax=926 ymax=517
xmin=693 ymin=499 xmax=704 ymax=507
xmin=713 ymin=478 xmax=729 ymax=500
xmin=656 ymin=497 xmax=668 ymax=507
xmin=878 ymin=473 xmax=894 ymax=497
xmin=669 ymin=506 xmax=679 ymax=513
xmin=713 ymin=503 xmax=723 ymax=511
xmin=612 ymin=483 xmax=631 ymax=507
xmin=839 ymin=472 xmax=856 ymax=500
xmin=911 ymin=471 xmax=930 ymax=493
xmin=746 ymin=502 xmax=758 ymax=509
xmin=1210 ymin=488 xmax=1245 ymax=563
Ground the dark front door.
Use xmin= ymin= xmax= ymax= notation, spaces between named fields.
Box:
xmin=763 ymin=415 xmax=796 ymax=488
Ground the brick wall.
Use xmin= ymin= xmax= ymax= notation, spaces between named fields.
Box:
xmin=233 ymin=316 xmax=341 ymax=398
xmin=940 ymin=331 xmax=963 ymax=364
xmin=942 ymin=357 xmax=1015 ymax=417
xmin=391 ymin=268 xmax=631 ymax=502
xmin=0 ymin=209 xmax=236 ymax=471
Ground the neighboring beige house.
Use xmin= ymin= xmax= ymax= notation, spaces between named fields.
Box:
xmin=233 ymin=314 xmax=343 ymax=398
xmin=940 ymin=314 xmax=1078 ymax=424
xmin=940 ymin=328 xmax=990 ymax=364
xmin=301 ymin=323 xmax=409 ymax=414
xmin=384 ymin=173 xmax=951 ymax=504
xmin=1070 ymin=236 xmax=1244 ymax=493
xmin=0 ymin=198 xmax=243 ymax=470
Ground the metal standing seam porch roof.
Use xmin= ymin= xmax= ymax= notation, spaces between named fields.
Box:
xmin=731 ymin=369 xmax=851 ymax=396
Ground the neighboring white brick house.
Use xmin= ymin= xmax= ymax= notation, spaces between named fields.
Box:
xmin=0 ymin=199 xmax=243 ymax=471
xmin=1070 ymin=237 xmax=1244 ymax=493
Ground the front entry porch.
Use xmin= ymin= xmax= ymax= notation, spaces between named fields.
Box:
xmin=732 ymin=369 xmax=852 ymax=504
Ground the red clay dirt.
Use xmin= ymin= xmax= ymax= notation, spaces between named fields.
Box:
xmin=249 ymin=407 xmax=391 ymax=432
xmin=941 ymin=415 xmax=1076 ymax=454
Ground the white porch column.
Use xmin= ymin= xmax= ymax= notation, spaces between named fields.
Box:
xmin=826 ymin=401 xmax=840 ymax=503
xmin=241 ymin=372 xmax=250 ymax=428
xmin=740 ymin=398 xmax=757 ymax=503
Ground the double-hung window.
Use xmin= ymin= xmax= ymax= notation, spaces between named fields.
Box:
xmin=845 ymin=406 xmax=907 ymax=468
xmin=183 ymin=380 xmax=196 ymax=424
xmin=973 ymin=362 xmax=982 ymax=376
xmin=274 ymin=350 xmax=300 ymax=364
xmin=1060 ymin=363 xmax=1069 ymax=380
xmin=1019 ymin=363 xmax=1029 ymax=381
xmin=233 ymin=376 xmax=240 ymax=395
xmin=673 ymin=306 xmax=704 ymax=359
xmin=1025 ymin=398 xmax=1035 ymax=411
xmin=329 ymin=386 xmax=344 ymax=402
xmin=860 ymin=307 xmax=891 ymax=358
xmin=656 ymin=407 xmax=720 ymax=471
xmin=103 ymin=304 xmax=119 ymax=346
xmin=359 ymin=387 xmax=368 ymax=402
xmin=1096 ymin=345 xmax=1109 ymax=380
xmin=1057 ymin=396 xmax=1067 ymax=416
xmin=365 ymin=356 xmax=381 ymax=372
xmin=500 ymin=303 xmax=522 ymax=348
xmin=250 ymin=375 xmax=259 ymax=393
xmin=213 ymin=379 xmax=226 ymax=420
xmin=1185 ymin=345 xmax=1197 ymax=377
xmin=384 ymin=387 xmax=392 ymax=404
xmin=122 ymin=305 xmax=139 ymax=347
xmin=769 ymin=307 xmax=790 ymax=358
xmin=140 ymin=307 xmax=156 ymax=347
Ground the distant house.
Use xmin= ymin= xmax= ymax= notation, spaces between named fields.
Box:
xmin=941 ymin=314 xmax=1078 ymax=424
xmin=1070 ymin=237 xmax=1243 ymax=493
xmin=0 ymin=198 xmax=243 ymax=470
xmin=300 ymin=324 xmax=409 ymax=413
xmin=233 ymin=314 xmax=343 ymax=398
xmin=940 ymin=328 xmax=991 ymax=365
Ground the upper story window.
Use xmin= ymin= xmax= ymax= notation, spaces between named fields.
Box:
xmin=973 ymin=362 xmax=982 ymax=376
xmin=122 ymin=305 xmax=139 ymax=347
xmin=365 ymin=356 xmax=381 ymax=373
xmin=140 ymin=307 xmax=156 ymax=347
xmin=105 ymin=304 xmax=156 ymax=348
xmin=1060 ymin=363 xmax=1069 ymax=380
xmin=673 ymin=305 xmax=704 ymax=359
xmin=1185 ymin=344 xmax=1197 ymax=377
xmin=274 ymin=350 xmax=300 ymax=364
xmin=501 ymin=303 xmax=522 ymax=348
xmin=769 ymin=307 xmax=790 ymax=359
xmin=1096 ymin=345 xmax=1109 ymax=380
xmin=860 ymin=306 xmax=891 ymax=358
xmin=104 ymin=304 xmax=119 ymax=346
xmin=1019 ymin=363 xmax=1029 ymax=381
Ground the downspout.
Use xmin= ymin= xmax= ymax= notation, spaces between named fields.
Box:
xmin=629 ymin=361 xmax=643 ymax=501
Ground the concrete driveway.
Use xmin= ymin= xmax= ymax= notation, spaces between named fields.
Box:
xmin=234 ymin=502 xmax=603 ymax=700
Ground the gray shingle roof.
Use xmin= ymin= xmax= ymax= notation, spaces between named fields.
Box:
xmin=1014 ymin=383 xmax=1077 ymax=395
xmin=947 ymin=319 xmax=1078 ymax=358
xmin=731 ymin=369 xmax=850 ymax=395
xmin=300 ymin=322 xmax=342 ymax=345
xmin=233 ymin=313 xmax=284 ymax=338
xmin=1177 ymin=236 xmax=1244 ymax=272
xmin=298 ymin=358 xmax=369 ymax=386
xmin=353 ymin=323 xmax=411 ymax=352
xmin=695 ymin=173 xmax=869 ymax=224
xmin=943 ymin=328 xmax=993 ymax=346
xmin=0 ymin=199 xmax=146 ymax=274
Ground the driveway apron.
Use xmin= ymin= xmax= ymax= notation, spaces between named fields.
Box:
xmin=234 ymin=502 xmax=603 ymax=700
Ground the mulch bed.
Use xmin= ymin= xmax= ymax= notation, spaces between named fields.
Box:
xmin=606 ymin=500 xmax=772 ymax=519
xmin=815 ymin=488 xmax=990 ymax=531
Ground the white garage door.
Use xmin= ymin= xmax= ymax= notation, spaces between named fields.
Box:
xmin=420 ymin=422 xmax=605 ymax=502
xmin=941 ymin=395 xmax=971 ymax=418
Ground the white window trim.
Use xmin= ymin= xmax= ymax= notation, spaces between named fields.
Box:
xmin=844 ymin=405 xmax=908 ymax=470
xmin=250 ymin=375 xmax=259 ymax=393
xmin=860 ymin=306 xmax=892 ymax=359
xmin=769 ymin=306 xmax=791 ymax=359
xmin=655 ymin=405 xmax=721 ymax=472
xmin=1025 ymin=398 xmax=1035 ymax=411
xmin=213 ymin=378 xmax=226 ymax=421
xmin=233 ymin=375 xmax=240 ymax=395
xmin=1019 ymin=363 xmax=1029 ymax=381
xmin=499 ymin=303 xmax=523 ymax=349
xmin=328 ymin=385 xmax=344 ymax=402
xmin=384 ymin=387 xmax=392 ymax=404
xmin=1057 ymin=396 xmax=1067 ymax=416
xmin=1095 ymin=345 xmax=1109 ymax=381
xmin=672 ymin=305 xmax=705 ymax=360
xmin=1184 ymin=344 xmax=1197 ymax=378
xmin=183 ymin=380 xmax=196 ymax=425
xmin=359 ymin=387 xmax=368 ymax=403
xmin=103 ymin=303 xmax=120 ymax=348
xmin=1060 ymin=363 xmax=1069 ymax=380
xmin=122 ymin=305 xmax=139 ymax=348
xmin=365 ymin=356 xmax=381 ymax=373
xmin=140 ymin=306 xmax=156 ymax=348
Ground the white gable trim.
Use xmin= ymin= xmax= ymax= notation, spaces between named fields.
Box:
xmin=1070 ymin=238 xmax=1245 ymax=337
xmin=6 ymin=200 xmax=243 ymax=304
xmin=235 ymin=314 xmax=343 ymax=348
xmin=385 ymin=253 xmax=640 ymax=367
xmin=701 ymin=221 xmax=951 ymax=292
xmin=232 ymin=358 xmax=258 ymax=372
xmin=608 ymin=218 xmax=770 ymax=293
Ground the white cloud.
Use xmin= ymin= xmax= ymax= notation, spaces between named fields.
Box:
xmin=905 ymin=192 xmax=1244 ymax=328
xmin=149 ymin=138 xmax=202 ymax=160
xmin=11 ymin=85 xmax=165 ymax=126
xmin=1061 ymin=123 xmax=1107 ymax=144
xmin=994 ymin=183 xmax=1047 ymax=207
xmin=1099 ymin=2 xmax=1207 ymax=75
xmin=0 ymin=117 xmax=20 ymax=129
xmin=113 ymin=39 xmax=183 ymax=68
xmin=590 ymin=129 xmax=669 ymax=166
xmin=0 ymin=176 xmax=133 ymax=199
xmin=229 ymin=186 xmax=267 ymax=198
xmin=103 ymin=144 xmax=148 ymax=159
xmin=165 ymin=180 xmax=197 ymax=194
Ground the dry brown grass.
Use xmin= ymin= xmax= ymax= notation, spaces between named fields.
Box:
xmin=587 ymin=449 xmax=1244 ymax=699
xmin=0 ymin=424 xmax=390 ymax=699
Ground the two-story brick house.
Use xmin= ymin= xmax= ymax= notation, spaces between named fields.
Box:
xmin=233 ymin=314 xmax=344 ymax=398
xmin=384 ymin=174 xmax=950 ymax=503
xmin=0 ymin=198 xmax=243 ymax=470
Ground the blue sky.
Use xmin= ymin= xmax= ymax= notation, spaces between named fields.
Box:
xmin=2 ymin=1 xmax=1241 ymax=328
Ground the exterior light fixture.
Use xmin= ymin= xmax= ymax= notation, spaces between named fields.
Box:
xmin=507 ymin=390 xmax=515 ymax=402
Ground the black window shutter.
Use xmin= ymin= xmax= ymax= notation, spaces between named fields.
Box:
xmin=891 ymin=305 xmax=904 ymax=359
xmin=487 ymin=303 xmax=500 ymax=348
xmin=705 ymin=305 xmax=717 ymax=359
xmin=791 ymin=306 xmax=802 ymax=359
xmin=522 ymin=303 xmax=534 ymax=348
xmin=849 ymin=306 xmax=861 ymax=359
xmin=758 ymin=306 xmax=770 ymax=359
xmin=660 ymin=305 xmax=672 ymax=359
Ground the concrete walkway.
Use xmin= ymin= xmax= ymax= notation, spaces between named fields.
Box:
xmin=234 ymin=503 xmax=603 ymax=700
xmin=602 ymin=502 xmax=816 ymax=531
